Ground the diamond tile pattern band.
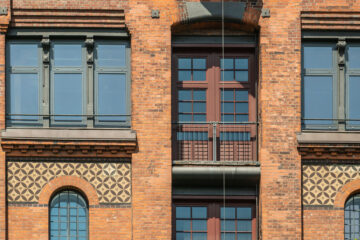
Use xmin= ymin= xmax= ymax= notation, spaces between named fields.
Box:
xmin=7 ymin=161 xmax=131 ymax=204
xmin=303 ymin=165 xmax=360 ymax=206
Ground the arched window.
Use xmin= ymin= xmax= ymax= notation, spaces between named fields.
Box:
xmin=49 ymin=190 xmax=88 ymax=240
xmin=345 ymin=194 xmax=360 ymax=240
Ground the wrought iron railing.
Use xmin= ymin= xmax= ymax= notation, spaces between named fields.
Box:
xmin=173 ymin=122 xmax=257 ymax=162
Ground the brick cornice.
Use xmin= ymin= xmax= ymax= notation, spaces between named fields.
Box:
xmin=1 ymin=139 xmax=136 ymax=158
xmin=0 ymin=14 xmax=10 ymax=33
xmin=301 ymin=11 xmax=360 ymax=30
xmin=298 ymin=143 xmax=360 ymax=160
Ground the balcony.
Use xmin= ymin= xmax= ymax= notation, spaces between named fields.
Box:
xmin=173 ymin=122 xmax=257 ymax=163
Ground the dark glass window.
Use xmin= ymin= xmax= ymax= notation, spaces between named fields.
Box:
xmin=50 ymin=190 xmax=88 ymax=240
xmin=345 ymin=194 xmax=360 ymax=240
xmin=175 ymin=206 xmax=208 ymax=240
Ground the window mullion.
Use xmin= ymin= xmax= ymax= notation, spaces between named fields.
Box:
xmin=41 ymin=37 xmax=50 ymax=128
xmin=337 ymin=38 xmax=346 ymax=131
xmin=85 ymin=38 xmax=94 ymax=128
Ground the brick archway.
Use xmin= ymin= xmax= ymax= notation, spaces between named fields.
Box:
xmin=38 ymin=175 xmax=99 ymax=205
xmin=334 ymin=179 xmax=360 ymax=208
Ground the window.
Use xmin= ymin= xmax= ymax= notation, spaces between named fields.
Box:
xmin=302 ymin=39 xmax=360 ymax=130
xmin=174 ymin=202 xmax=256 ymax=240
xmin=6 ymin=38 xmax=130 ymax=128
xmin=173 ymin=48 xmax=256 ymax=162
xmin=50 ymin=190 xmax=88 ymax=240
xmin=345 ymin=194 xmax=360 ymax=240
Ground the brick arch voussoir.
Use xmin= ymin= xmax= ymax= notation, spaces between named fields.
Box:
xmin=334 ymin=179 xmax=360 ymax=208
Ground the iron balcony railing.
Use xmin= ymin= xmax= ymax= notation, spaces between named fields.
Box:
xmin=173 ymin=121 xmax=258 ymax=162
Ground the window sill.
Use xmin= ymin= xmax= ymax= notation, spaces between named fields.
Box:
xmin=297 ymin=131 xmax=360 ymax=144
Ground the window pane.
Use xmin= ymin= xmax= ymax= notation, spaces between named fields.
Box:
xmin=179 ymin=114 xmax=192 ymax=122
xmin=193 ymin=90 xmax=206 ymax=101
xmin=193 ymin=71 xmax=206 ymax=81
xmin=221 ymin=71 xmax=234 ymax=81
xmin=235 ymin=90 xmax=248 ymax=101
xmin=235 ymin=59 xmax=248 ymax=69
xmin=9 ymin=43 xmax=39 ymax=67
xmin=53 ymin=74 xmax=83 ymax=122
xmin=236 ymin=103 xmax=248 ymax=113
xmin=179 ymin=90 xmax=192 ymax=100
xmin=98 ymin=73 xmax=127 ymax=122
xmin=235 ymin=71 xmax=248 ymax=82
xmin=222 ymin=103 xmax=234 ymax=113
xmin=193 ymin=233 xmax=207 ymax=240
xmin=193 ymin=114 xmax=206 ymax=122
xmin=193 ymin=59 xmax=206 ymax=69
xmin=236 ymin=115 xmax=249 ymax=123
xmin=221 ymin=233 xmax=236 ymax=240
xmin=179 ymin=58 xmax=191 ymax=69
xmin=303 ymin=76 xmax=333 ymax=125
xmin=238 ymin=233 xmax=252 ymax=240
xmin=193 ymin=103 xmax=206 ymax=113
xmin=222 ymin=115 xmax=234 ymax=122
xmin=192 ymin=207 xmax=207 ymax=219
xmin=54 ymin=44 xmax=82 ymax=67
xmin=237 ymin=207 xmax=252 ymax=219
xmin=9 ymin=74 xmax=39 ymax=121
xmin=222 ymin=90 xmax=234 ymax=101
xmin=221 ymin=207 xmax=236 ymax=219
xmin=176 ymin=233 xmax=191 ymax=240
xmin=348 ymin=76 xmax=360 ymax=126
xmin=238 ymin=220 xmax=252 ymax=231
xmin=221 ymin=58 xmax=234 ymax=69
xmin=348 ymin=46 xmax=360 ymax=69
xmin=179 ymin=71 xmax=191 ymax=81
xmin=97 ymin=44 xmax=126 ymax=67
xmin=303 ymin=46 xmax=333 ymax=69
xmin=192 ymin=220 xmax=207 ymax=231
xmin=179 ymin=102 xmax=192 ymax=113
xmin=221 ymin=220 xmax=236 ymax=231
xmin=176 ymin=207 xmax=191 ymax=218
xmin=176 ymin=220 xmax=191 ymax=231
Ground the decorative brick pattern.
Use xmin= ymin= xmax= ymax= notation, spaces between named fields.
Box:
xmin=7 ymin=161 xmax=131 ymax=204
xmin=303 ymin=164 xmax=360 ymax=206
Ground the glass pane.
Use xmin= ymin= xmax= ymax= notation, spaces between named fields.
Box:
xmin=179 ymin=102 xmax=192 ymax=113
xmin=193 ymin=114 xmax=206 ymax=122
xmin=53 ymin=74 xmax=83 ymax=122
xmin=179 ymin=114 xmax=192 ymax=122
xmin=192 ymin=220 xmax=207 ymax=231
xmin=236 ymin=115 xmax=249 ymax=123
xmin=98 ymin=73 xmax=127 ymax=122
xmin=221 ymin=71 xmax=234 ymax=81
xmin=193 ymin=59 xmax=206 ymax=69
xmin=237 ymin=208 xmax=252 ymax=219
xmin=348 ymin=76 xmax=360 ymax=126
xmin=348 ymin=46 xmax=360 ymax=69
xmin=54 ymin=44 xmax=82 ymax=67
xmin=222 ymin=115 xmax=234 ymax=122
xmin=176 ymin=233 xmax=191 ymax=240
xmin=221 ymin=220 xmax=235 ymax=231
xmin=179 ymin=71 xmax=191 ymax=81
xmin=9 ymin=74 xmax=39 ymax=121
xmin=9 ymin=43 xmax=39 ymax=67
xmin=238 ymin=233 xmax=252 ymax=240
xmin=176 ymin=207 xmax=191 ymax=218
xmin=179 ymin=58 xmax=191 ymax=69
xmin=235 ymin=71 xmax=248 ymax=82
xmin=303 ymin=76 xmax=333 ymax=125
xmin=221 ymin=58 xmax=234 ymax=69
xmin=97 ymin=44 xmax=126 ymax=67
xmin=303 ymin=45 xmax=333 ymax=69
xmin=176 ymin=220 xmax=191 ymax=231
xmin=221 ymin=233 xmax=236 ymax=240
xmin=222 ymin=90 xmax=234 ymax=101
xmin=179 ymin=90 xmax=192 ymax=100
xmin=222 ymin=103 xmax=234 ymax=113
xmin=193 ymin=90 xmax=206 ymax=101
xmin=193 ymin=233 xmax=207 ymax=240
xmin=235 ymin=59 xmax=248 ymax=69
xmin=221 ymin=207 xmax=236 ymax=219
xmin=235 ymin=90 xmax=248 ymax=101
xmin=194 ymin=102 xmax=206 ymax=113
xmin=193 ymin=71 xmax=206 ymax=81
xmin=238 ymin=220 xmax=252 ymax=231
xmin=236 ymin=103 xmax=248 ymax=113
xmin=192 ymin=207 xmax=207 ymax=219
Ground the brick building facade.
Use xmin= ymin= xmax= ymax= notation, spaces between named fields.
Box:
xmin=0 ymin=0 xmax=358 ymax=239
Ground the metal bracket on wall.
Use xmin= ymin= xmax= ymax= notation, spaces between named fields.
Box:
xmin=151 ymin=10 xmax=160 ymax=19
xmin=0 ymin=7 xmax=7 ymax=15
xmin=261 ymin=9 xmax=270 ymax=18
